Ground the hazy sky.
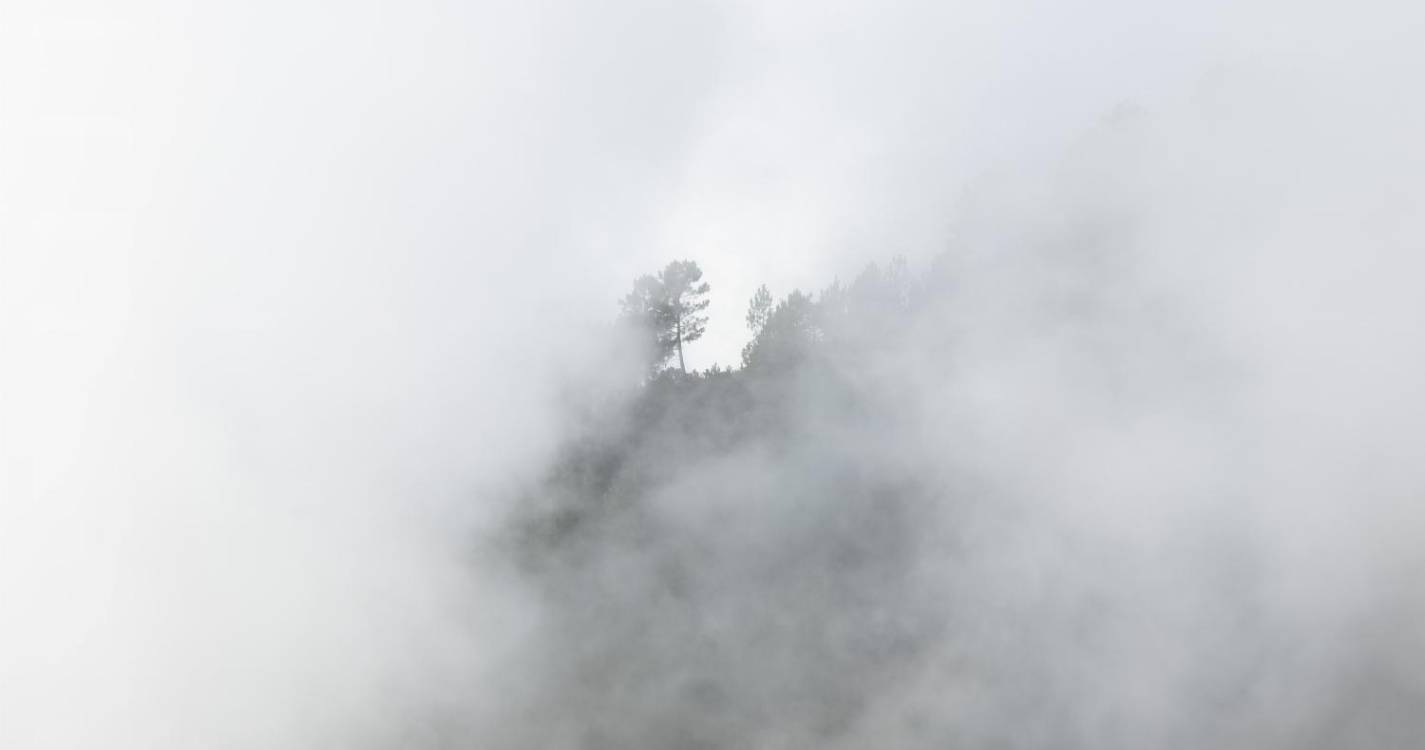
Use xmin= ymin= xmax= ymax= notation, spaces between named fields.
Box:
xmin=3 ymin=0 xmax=1335 ymax=368
xmin=4 ymin=0 xmax=1425 ymax=747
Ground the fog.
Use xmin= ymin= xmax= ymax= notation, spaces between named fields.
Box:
xmin=3 ymin=0 xmax=1424 ymax=747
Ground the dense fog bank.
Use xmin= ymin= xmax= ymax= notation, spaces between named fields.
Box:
xmin=4 ymin=0 xmax=1425 ymax=747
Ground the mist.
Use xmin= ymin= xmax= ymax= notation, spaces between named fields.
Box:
xmin=3 ymin=0 xmax=1425 ymax=747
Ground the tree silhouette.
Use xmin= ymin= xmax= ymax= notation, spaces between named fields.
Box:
xmin=620 ymin=273 xmax=677 ymax=372
xmin=745 ymin=284 xmax=774 ymax=334
xmin=660 ymin=260 xmax=710 ymax=374
xmin=741 ymin=289 xmax=818 ymax=371
xmin=619 ymin=260 xmax=711 ymax=374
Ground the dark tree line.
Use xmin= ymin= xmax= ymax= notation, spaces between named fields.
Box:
xmin=619 ymin=256 xmax=923 ymax=379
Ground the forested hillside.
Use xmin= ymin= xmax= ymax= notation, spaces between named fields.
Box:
xmin=487 ymin=241 xmax=1280 ymax=748
xmin=505 ymin=259 xmax=960 ymax=747
xmin=477 ymin=114 xmax=1425 ymax=741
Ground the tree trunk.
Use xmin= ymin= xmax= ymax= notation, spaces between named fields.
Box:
xmin=676 ymin=316 xmax=686 ymax=374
